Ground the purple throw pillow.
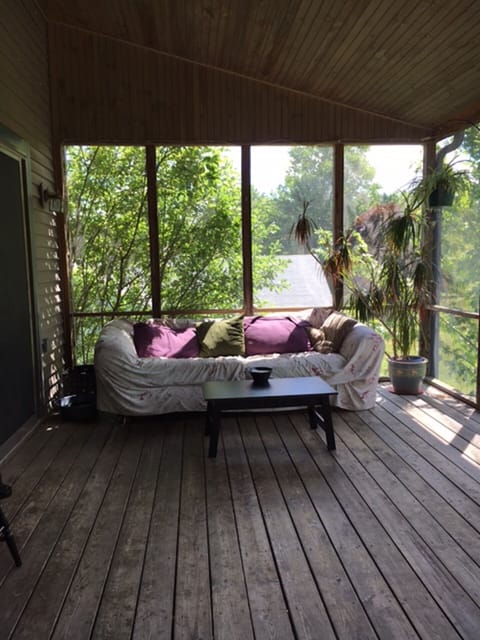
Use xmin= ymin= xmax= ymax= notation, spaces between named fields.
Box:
xmin=244 ymin=316 xmax=311 ymax=356
xmin=133 ymin=322 xmax=199 ymax=358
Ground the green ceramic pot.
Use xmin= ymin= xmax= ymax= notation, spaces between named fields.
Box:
xmin=388 ymin=356 xmax=428 ymax=395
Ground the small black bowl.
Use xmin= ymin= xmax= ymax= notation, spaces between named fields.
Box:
xmin=247 ymin=366 xmax=272 ymax=386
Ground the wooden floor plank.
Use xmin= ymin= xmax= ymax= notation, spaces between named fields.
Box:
xmin=0 ymin=415 xmax=70 ymax=472
xmin=371 ymin=402 xmax=480 ymax=510
xmin=1 ymin=385 xmax=480 ymax=640
xmin=1 ymin=421 xmax=83 ymax=521
xmin=424 ymin=386 xmax=480 ymax=426
xmin=257 ymin=412 xmax=379 ymax=640
xmin=50 ymin=424 xmax=144 ymax=640
xmin=205 ymin=417 xmax=255 ymax=640
xmin=240 ymin=414 xmax=337 ymax=640
xmin=331 ymin=411 xmax=480 ymax=640
xmin=335 ymin=413 xmax=480 ymax=610
xmin=9 ymin=420 xmax=124 ymax=640
xmin=174 ymin=421 xmax=212 ymax=640
xmin=0 ymin=419 xmax=117 ymax=639
xmin=282 ymin=412 xmax=423 ymax=640
xmin=222 ymin=417 xmax=295 ymax=640
xmin=132 ymin=420 xmax=184 ymax=640
xmin=377 ymin=389 xmax=480 ymax=485
xmin=408 ymin=392 xmax=480 ymax=440
xmin=91 ymin=423 xmax=167 ymax=639
xmin=291 ymin=412 xmax=463 ymax=640
xmin=378 ymin=387 xmax=480 ymax=465
xmin=0 ymin=422 xmax=95 ymax=584
xmin=387 ymin=391 xmax=480 ymax=462
xmin=348 ymin=408 xmax=480 ymax=555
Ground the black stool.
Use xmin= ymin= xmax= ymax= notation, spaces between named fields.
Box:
xmin=0 ymin=475 xmax=22 ymax=567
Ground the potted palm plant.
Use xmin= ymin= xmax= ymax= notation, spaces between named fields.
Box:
xmin=292 ymin=190 xmax=432 ymax=394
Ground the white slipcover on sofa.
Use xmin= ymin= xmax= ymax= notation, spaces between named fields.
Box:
xmin=94 ymin=308 xmax=384 ymax=415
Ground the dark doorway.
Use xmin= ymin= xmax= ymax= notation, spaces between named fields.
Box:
xmin=0 ymin=148 xmax=36 ymax=445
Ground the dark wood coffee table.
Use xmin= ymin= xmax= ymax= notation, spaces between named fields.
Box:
xmin=203 ymin=377 xmax=337 ymax=458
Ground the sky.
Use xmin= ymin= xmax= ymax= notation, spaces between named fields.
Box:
xmin=226 ymin=144 xmax=423 ymax=195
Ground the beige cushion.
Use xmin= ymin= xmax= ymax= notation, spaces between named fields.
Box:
xmin=307 ymin=327 xmax=334 ymax=353
xmin=320 ymin=311 xmax=357 ymax=352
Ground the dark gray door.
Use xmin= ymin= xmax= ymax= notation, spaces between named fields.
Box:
xmin=0 ymin=149 xmax=36 ymax=445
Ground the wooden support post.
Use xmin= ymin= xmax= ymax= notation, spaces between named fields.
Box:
xmin=53 ymin=142 xmax=74 ymax=372
xmin=333 ymin=143 xmax=344 ymax=309
xmin=241 ymin=145 xmax=253 ymax=315
xmin=421 ymin=140 xmax=438 ymax=376
xmin=146 ymin=146 xmax=161 ymax=317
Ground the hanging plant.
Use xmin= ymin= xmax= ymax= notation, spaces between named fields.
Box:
xmin=410 ymin=159 xmax=470 ymax=208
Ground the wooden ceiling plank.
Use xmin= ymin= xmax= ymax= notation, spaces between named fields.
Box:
xmin=382 ymin=2 xmax=477 ymax=89
xmin=220 ymin=0 xmax=257 ymax=71
xmin=374 ymin=33 xmax=480 ymax=124
xmin=42 ymin=0 xmax=480 ymax=137
xmin=279 ymin=0 xmax=353 ymax=88
xmin=321 ymin=0 xmax=479 ymax=128
xmin=312 ymin=0 xmax=397 ymax=93
xmin=320 ymin=1 xmax=422 ymax=101
xmin=396 ymin=67 xmax=480 ymax=130
xmin=360 ymin=1 xmax=480 ymax=104
xmin=243 ymin=1 xmax=304 ymax=80
xmin=292 ymin=0 xmax=362 ymax=86
xmin=404 ymin=65 xmax=480 ymax=127
xmin=333 ymin=0 xmax=432 ymax=102
xmin=262 ymin=0 xmax=329 ymax=83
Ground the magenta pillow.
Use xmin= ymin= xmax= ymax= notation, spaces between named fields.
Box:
xmin=133 ymin=322 xmax=199 ymax=358
xmin=244 ymin=316 xmax=311 ymax=356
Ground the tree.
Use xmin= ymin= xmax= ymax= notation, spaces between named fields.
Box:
xmin=266 ymin=146 xmax=382 ymax=252
xmin=434 ymin=126 xmax=480 ymax=393
xmin=66 ymin=145 xmax=283 ymax=362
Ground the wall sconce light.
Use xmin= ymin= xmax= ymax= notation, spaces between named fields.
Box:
xmin=38 ymin=183 xmax=63 ymax=212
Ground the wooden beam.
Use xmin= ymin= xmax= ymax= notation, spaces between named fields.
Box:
xmin=146 ymin=146 xmax=161 ymax=316
xmin=333 ymin=143 xmax=344 ymax=309
xmin=421 ymin=140 xmax=437 ymax=375
xmin=241 ymin=145 xmax=253 ymax=314
xmin=52 ymin=141 xmax=74 ymax=371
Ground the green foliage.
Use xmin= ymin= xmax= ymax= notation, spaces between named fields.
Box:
xmin=292 ymin=188 xmax=431 ymax=358
xmin=415 ymin=159 xmax=470 ymax=202
xmin=344 ymin=147 xmax=383 ymax=224
xmin=155 ymin=146 xmax=244 ymax=310
xmin=67 ymin=146 xmax=151 ymax=322
xmin=267 ymin=146 xmax=382 ymax=252
xmin=432 ymin=126 xmax=480 ymax=391
xmin=66 ymin=145 xmax=284 ymax=362
xmin=439 ymin=314 xmax=478 ymax=396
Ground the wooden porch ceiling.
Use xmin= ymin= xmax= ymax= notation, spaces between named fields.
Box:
xmin=1 ymin=384 xmax=480 ymax=638
xmin=39 ymin=0 xmax=480 ymax=138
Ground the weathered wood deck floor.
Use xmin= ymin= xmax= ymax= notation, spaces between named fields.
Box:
xmin=1 ymin=383 xmax=480 ymax=639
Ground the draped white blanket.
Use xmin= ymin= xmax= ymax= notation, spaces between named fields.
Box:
xmin=94 ymin=311 xmax=384 ymax=415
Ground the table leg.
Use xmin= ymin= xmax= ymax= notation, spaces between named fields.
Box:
xmin=320 ymin=398 xmax=336 ymax=450
xmin=205 ymin=400 xmax=212 ymax=436
xmin=307 ymin=405 xmax=318 ymax=430
xmin=208 ymin=403 xmax=221 ymax=458
xmin=308 ymin=401 xmax=336 ymax=451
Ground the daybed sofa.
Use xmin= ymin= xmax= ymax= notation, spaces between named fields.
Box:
xmin=94 ymin=307 xmax=384 ymax=416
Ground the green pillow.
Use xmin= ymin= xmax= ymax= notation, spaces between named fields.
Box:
xmin=197 ymin=316 xmax=245 ymax=357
